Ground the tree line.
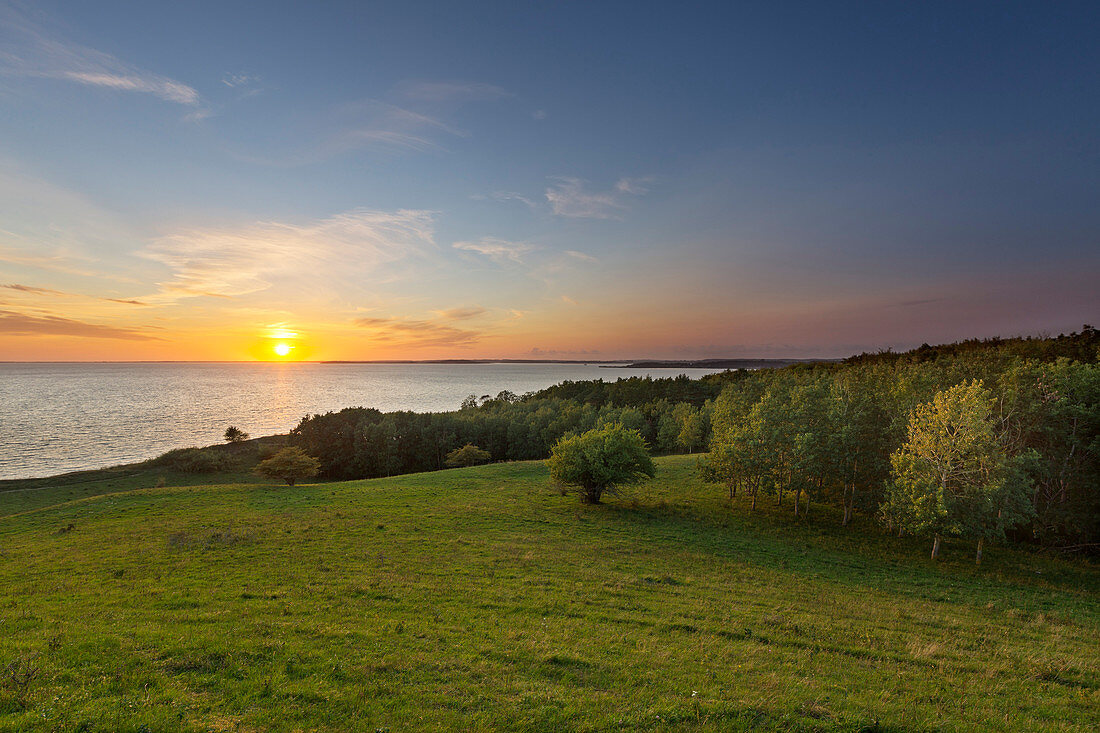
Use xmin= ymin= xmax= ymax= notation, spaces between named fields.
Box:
xmin=289 ymin=327 xmax=1098 ymax=554
xmin=702 ymin=327 xmax=1099 ymax=556
xmin=289 ymin=378 xmax=719 ymax=481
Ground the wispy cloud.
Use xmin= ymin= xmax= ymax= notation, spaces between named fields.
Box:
xmin=0 ymin=309 xmax=161 ymax=340
xmin=0 ymin=241 xmax=137 ymax=281
xmin=322 ymin=127 xmax=440 ymax=154
xmin=396 ymin=80 xmax=510 ymax=104
xmin=434 ymin=306 xmax=488 ymax=320
xmin=0 ymin=6 xmax=203 ymax=109
xmin=222 ymin=72 xmax=260 ymax=89
xmin=614 ymin=176 xmax=655 ymax=195
xmin=488 ymin=191 xmax=538 ymax=209
xmin=354 ymin=315 xmax=481 ymax=347
xmin=2 ymin=282 xmax=148 ymax=306
xmin=564 ymin=250 xmax=598 ymax=263
xmin=236 ymin=100 xmax=465 ymax=166
xmin=2 ymin=283 xmax=64 ymax=295
xmin=0 ymin=166 xmax=141 ymax=282
xmin=143 ymin=208 xmax=436 ymax=300
xmin=453 ymin=237 xmax=535 ymax=264
xmin=545 ymin=176 xmax=653 ymax=219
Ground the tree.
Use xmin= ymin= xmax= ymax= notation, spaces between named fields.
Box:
xmin=674 ymin=402 xmax=709 ymax=453
xmin=882 ymin=380 xmax=1033 ymax=562
xmin=255 ymin=447 xmax=321 ymax=486
xmin=224 ymin=425 xmax=249 ymax=443
xmin=445 ymin=443 xmax=491 ymax=468
xmin=547 ymin=423 xmax=655 ymax=504
xmin=826 ymin=375 xmax=892 ymax=526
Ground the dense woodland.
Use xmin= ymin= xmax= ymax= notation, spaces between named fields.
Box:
xmin=290 ymin=327 xmax=1099 ymax=553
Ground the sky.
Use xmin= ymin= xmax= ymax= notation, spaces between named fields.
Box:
xmin=0 ymin=0 xmax=1097 ymax=361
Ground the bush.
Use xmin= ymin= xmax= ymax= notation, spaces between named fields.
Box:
xmin=255 ymin=447 xmax=321 ymax=486
xmin=547 ymin=423 xmax=656 ymax=504
xmin=444 ymin=444 xmax=491 ymax=468
xmin=155 ymin=447 xmax=235 ymax=474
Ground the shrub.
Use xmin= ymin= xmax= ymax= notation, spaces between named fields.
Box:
xmin=444 ymin=444 xmax=492 ymax=468
xmin=547 ymin=423 xmax=656 ymax=504
xmin=155 ymin=447 xmax=235 ymax=473
xmin=255 ymin=447 xmax=321 ymax=486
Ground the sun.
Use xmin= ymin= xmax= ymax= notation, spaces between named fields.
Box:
xmin=273 ymin=343 xmax=292 ymax=357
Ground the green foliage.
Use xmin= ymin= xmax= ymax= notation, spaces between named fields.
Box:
xmin=701 ymin=338 xmax=1099 ymax=553
xmin=882 ymin=381 xmax=1034 ymax=559
xmin=444 ymin=444 xmax=491 ymax=468
xmin=530 ymin=372 xmax=738 ymax=407
xmin=844 ymin=324 xmax=1099 ymax=366
xmin=254 ymin=447 xmax=321 ymax=486
xmin=290 ymin=397 xmax=711 ymax=482
xmin=223 ymin=426 xmax=249 ymax=443
xmin=547 ymin=423 xmax=656 ymax=503
xmin=155 ymin=447 xmax=236 ymax=474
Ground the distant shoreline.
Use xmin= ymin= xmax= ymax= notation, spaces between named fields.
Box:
xmin=0 ymin=357 xmax=842 ymax=366
xmin=602 ymin=358 xmax=838 ymax=369
xmin=320 ymin=358 xmax=839 ymax=368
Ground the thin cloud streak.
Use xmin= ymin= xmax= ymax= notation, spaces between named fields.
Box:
xmin=435 ymin=306 xmax=488 ymax=320
xmin=0 ymin=6 xmax=202 ymax=108
xmin=2 ymin=282 xmax=146 ymax=305
xmin=489 ymin=191 xmax=538 ymax=208
xmin=354 ymin=315 xmax=481 ymax=347
xmin=2 ymin=283 xmax=64 ymax=295
xmin=453 ymin=238 xmax=535 ymax=264
xmin=0 ymin=309 xmax=161 ymax=341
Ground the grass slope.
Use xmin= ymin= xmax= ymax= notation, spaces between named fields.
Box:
xmin=0 ymin=456 xmax=1097 ymax=731
xmin=0 ymin=437 xmax=282 ymax=516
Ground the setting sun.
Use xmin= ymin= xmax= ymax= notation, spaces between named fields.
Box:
xmin=273 ymin=343 xmax=292 ymax=357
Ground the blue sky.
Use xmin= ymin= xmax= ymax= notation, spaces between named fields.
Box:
xmin=1 ymin=0 xmax=1097 ymax=360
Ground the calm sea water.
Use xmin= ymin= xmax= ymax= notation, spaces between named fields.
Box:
xmin=0 ymin=362 xmax=725 ymax=480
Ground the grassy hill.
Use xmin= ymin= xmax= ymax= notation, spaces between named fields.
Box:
xmin=1 ymin=456 xmax=1097 ymax=731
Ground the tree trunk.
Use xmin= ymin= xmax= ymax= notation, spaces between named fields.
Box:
xmin=751 ymin=489 xmax=757 ymax=512
xmin=975 ymin=537 xmax=983 ymax=565
xmin=931 ymin=534 xmax=942 ymax=560
xmin=793 ymin=488 xmax=800 ymax=516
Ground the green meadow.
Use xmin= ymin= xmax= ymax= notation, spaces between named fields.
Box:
xmin=1 ymin=455 xmax=1097 ymax=731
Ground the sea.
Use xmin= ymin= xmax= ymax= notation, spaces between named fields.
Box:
xmin=0 ymin=362 xmax=727 ymax=480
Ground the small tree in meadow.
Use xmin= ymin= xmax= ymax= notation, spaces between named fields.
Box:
xmin=255 ymin=447 xmax=320 ymax=486
xmin=445 ymin=444 xmax=491 ymax=468
xmin=547 ymin=423 xmax=656 ymax=504
xmin=224 ymin=426 xmax=249 ymax=443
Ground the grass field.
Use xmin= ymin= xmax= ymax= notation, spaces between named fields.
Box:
xmin=1 ymin=455 xmax=1097 ymax=731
